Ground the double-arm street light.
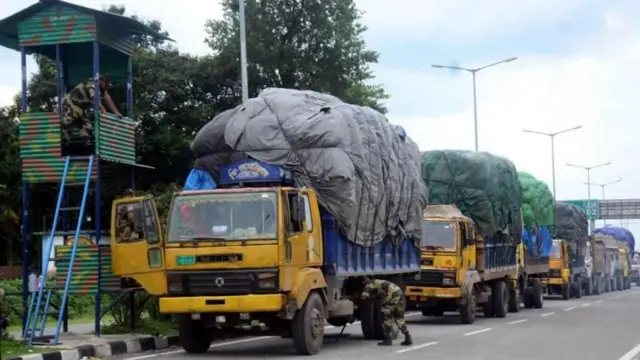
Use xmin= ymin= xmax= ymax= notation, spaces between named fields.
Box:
xmin=567 ymin=162 xmax=612 ymax=231
xmin=585 ymin=177 xmax=622 ymax=225
xmin=522 ymin=125 xmax=583 ymax=198
xmin=432 ymin=57 xmax=518 ymax=152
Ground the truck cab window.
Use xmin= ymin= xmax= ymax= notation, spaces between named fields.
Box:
xmin=143 ymin=199 xmax=160 ymax=244
xmin=287 ymin=193 xmax=303 ymax=234
xmin=115 ymin=202 xmax=144 ymax=243
xmin=302 ymin=194 xmax=313 ymax=232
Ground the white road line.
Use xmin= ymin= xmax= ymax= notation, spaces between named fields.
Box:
xmin=607 ymin=296 xmax=618 ymax=300
xmin=581 ymin=303 xmax=591 ymax=307
xmin=565 ymin=306 xmax=578 ymax=311
xmin=541 ymin=312 xmax=555 ymax=317
xmin=396 ymin=341 xmax=439 ymax=354
xmin=618 ymin=343 xmax=640 ymax=360
xmin=595 ymin=300 xmax=603 ymax=303
xmin=126 ymin=312 xmax=422 ymax=360
xmin=464 ymin=328 xmax=492 ymax=336
xmin=508 ymin=319 xmax=529 ymax=325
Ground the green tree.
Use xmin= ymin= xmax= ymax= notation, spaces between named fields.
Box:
xmin=205 ymin=0 xmax=390 ymax=113
xmin=0 ymin=102 xmax=22 ymax=265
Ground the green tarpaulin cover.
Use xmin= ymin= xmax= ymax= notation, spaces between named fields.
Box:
xmin=421 ymin=150 xmax=523 ymax=237
xmin=518 ymin=172 xmax=555 ymax=229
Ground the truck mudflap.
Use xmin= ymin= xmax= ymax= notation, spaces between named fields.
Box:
xmin=461 ymin=270 xmax=481 ymax=298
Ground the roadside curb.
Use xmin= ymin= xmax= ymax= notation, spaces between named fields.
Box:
xmin=6 ymin=335 xmax=180 ymax=360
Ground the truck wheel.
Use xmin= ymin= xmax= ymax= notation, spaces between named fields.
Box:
xmin=508 ymin=287 xmax=519 ymax=313
xmin=561 ymin=284 xmax=570 ymax=300
xmin=585 ymin=278 xmax=593 ymax=296
xmin=523 ymin=291 xmax=533 ymax=309
xmin=292 ymin=292 xmax=325 ymax=355
xmin=360 ymin=300 xmax=383 ymax=340
xmin=573 ymin=282 xmax=582 ymax=299
xmin=493 ymin=281 xmax=508 ymax=318
xmin=177 ymin=316 xmax=214 ymax=354
xmin=459 ymin=294 xmax=476 ymax=325
xmin=531 ymin=279 xmax=544 ymax=309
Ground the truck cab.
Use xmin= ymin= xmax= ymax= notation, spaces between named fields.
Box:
xmin=109 ymin=160 xmax=420 ymax=355
xmin=543 ymin=239 xmax=571 ymax=300
xmin=618 ymin=245 xmax=630 ymax=290
xmin=404 ymin=205 xmax=517 ymax=325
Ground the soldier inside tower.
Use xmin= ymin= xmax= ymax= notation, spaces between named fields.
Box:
xmin=61 ymin=75 xmax=123 ymax=150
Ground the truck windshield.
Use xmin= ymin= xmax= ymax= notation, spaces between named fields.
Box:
xmin=167 ymin=192 xmax=278 ymax=242
xmin=550 ymin=241 xmax=562 ymax=259
xmin=422 ymin=221 xmax=456 ymax=250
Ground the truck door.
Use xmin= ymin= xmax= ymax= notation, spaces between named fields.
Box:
xmin=110 ymin=196 xmax=167 ymax=295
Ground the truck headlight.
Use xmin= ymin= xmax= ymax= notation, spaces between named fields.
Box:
xmin=257 ymin=272 xmax=277 ymax=289
xmin=167 ymin=274 xmax=183 ymax=292
xmin=442 ymin=278 xmax=454 ymax=285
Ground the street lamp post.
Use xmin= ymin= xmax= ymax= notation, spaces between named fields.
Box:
xmin=432 ymin=57 xmax=517 ymax=152
xmin=567 ymin=162 xmax=612 ymax=231
xmin=238 ymin=0 xmax=249 ymax=102
xmin=522 ymin=125 xmax=583 ymax=198
xmin=585 ymin=178 xmax=622 ymax=225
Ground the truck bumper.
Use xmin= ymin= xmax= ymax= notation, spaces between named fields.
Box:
xmin=159 ymin=294 xmax=286 ymax=314
xmin=406 ymin=286 xmax=461 ymax=301
xmin=542 ymin=278 xmax=564 ymax=285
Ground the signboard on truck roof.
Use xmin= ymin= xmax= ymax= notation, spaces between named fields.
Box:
xmin=560 ymin=199 xmax=600 ymax=220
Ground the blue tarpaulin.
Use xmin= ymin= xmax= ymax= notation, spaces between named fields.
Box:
xmin=523 ymin=226 xmax=553 ymax=257
xmin=184 ymin=168 xmax=217 ymax=191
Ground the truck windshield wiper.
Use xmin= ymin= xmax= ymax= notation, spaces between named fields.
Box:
xmin=178 ymin=236 xmax=228 ymax=247
xmin=423 ymin=245 xmax=445 ymax=250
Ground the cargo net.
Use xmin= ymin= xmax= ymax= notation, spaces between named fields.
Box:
xmin=421 ymin=150 xmax=523 ymax=239
xmin=190 ymin=88 xmax=428 ymax=247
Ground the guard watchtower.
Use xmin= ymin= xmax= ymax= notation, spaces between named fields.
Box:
xmin=0 ymin=0 xmax=166 ymax=344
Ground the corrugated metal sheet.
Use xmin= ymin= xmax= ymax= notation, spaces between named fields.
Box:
xmin=54 ymin=245 xmax=120 ymax=295
xmin=97 ymin=28 xmax=135 ymax=55
xmin=17 ymin=6 xmax=96 ymax=47
xmin=98 ymin=113 xmax=136 ymax=164
xmin=20 ymin=112 xmax=61 ymax=159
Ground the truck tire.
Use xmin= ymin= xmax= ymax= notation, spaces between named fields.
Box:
xmin=493 ymin=281 xmax=508 ymax=318
xmin=573 ymin=282 xmax=582 ymax=299
xmin=292 ymin=292 xmax=325 ymax=355
xmin=459 ymin=293 xmax=476 ymax=324
xmin=585 ymin=278 xmax=593 ymax=296
xmin=618 ymin=276 xmax=624 ymax=291
xmin=561 ymin=284 xmax=570 ymax=300
xmin=360 ymin=300 xmax=384 ymax=340
xmin=593 ymin=277 xmax=600 ymax=295
xmin=531 ymin=279 xmax=544 ymax=309
xmin=177 ymin=316 xmax=214 ymax=354
xmin=508 ymin=289 xmax=519 ymax=313
xmin=523 ymin=291 xmax=533 ymax=309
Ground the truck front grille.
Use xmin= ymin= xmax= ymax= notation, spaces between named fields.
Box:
xmin=167 ymin=269 xmax=278 ymax=296
xmin=404 ymin=270 xmax=444 ymax=287
xmin=548 ymin=269 xmax=561 ymax=278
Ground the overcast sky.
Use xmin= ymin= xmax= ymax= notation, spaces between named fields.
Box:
xmin=1 ymin=0 xmax=639 ymax=244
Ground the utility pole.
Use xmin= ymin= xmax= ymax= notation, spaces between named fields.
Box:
xmin=586 ymin=178 xmax=622 ymax=226
xmin=238 ymin=0 xmax=249 ymax=102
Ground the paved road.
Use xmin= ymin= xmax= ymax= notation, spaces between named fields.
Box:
xmin=107 ymin=288 xmax=640 ymax=360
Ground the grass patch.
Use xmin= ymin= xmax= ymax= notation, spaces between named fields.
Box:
xmin=101 ymin=318 xmax=177 ymax=337
xmin=7 ymin=315 xmax=114 ymax=332
xmin=0 ymin=336 xmax=59 ymax=359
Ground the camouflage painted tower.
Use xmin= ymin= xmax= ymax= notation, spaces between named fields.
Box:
xmin=0 ymin=0 xmax=166 ymax=343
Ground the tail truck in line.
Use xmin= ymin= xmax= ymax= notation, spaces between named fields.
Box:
xmin=109 ymin=161 xmax=421 ymax=355
xmin=404 ymin=205 xmax=518 ymax=324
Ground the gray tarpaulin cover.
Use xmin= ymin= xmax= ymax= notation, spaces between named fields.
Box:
xmin=190 ymin=88 xmax=428 ymax=247
xmin=554 ymin=203 xmax=588 ymax=262
xmin=421 ymin=150 xmax=523 ymax=237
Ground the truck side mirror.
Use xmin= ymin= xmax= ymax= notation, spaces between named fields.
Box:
xmin=291 ymin=196 xmax=306 ymax=222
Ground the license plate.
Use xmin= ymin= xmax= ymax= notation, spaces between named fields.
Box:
xmin=176 ymin=255 xmax=196 ymax=265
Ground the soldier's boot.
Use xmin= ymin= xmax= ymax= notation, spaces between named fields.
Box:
xmin=400 ymin=332 xmax=413 ymax=346
xmin=378 ymin=337 xmax=392 ymax=346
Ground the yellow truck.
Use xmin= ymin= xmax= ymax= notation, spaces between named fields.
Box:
xmin=618 ymin=243 xmax=631 ymax=290
xmin=109 ymin=160 xmax=421 ymax=355
xmin=542 ymin=239 xmax=572 ymax=300
xmin=404 ymin=205 xmax=521 ymax=324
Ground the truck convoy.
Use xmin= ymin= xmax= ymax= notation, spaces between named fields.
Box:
xmin=109 ymin=88 xmax=427 ymax=355
xmin=404 ymin=151 xmax=548 ymax=324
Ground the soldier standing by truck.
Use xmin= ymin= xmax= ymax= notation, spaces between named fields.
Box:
xmin=360 ymin=278 xmax=413 ymax=346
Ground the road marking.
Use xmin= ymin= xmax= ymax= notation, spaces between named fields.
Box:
xmin=508 ymin=319 xmax=529 ymax=325
xmin=565 ymin=306 xmax=578 ymax=311
xmin=595 ymin=300 xmax=603 ymax=303
xmin=125 ymin=312 xmax=422 ymax=359
xmin=396 ymin=341 xmax=438 ymax=354
xmin=541 ymin=312 xmax=555 ymax=317
xmin=464 ymin=328 xmax=492 ymax=336
xmin=581 ymin=303 xmax=591 ymax=307
xmin=607 ymin=296 xmax=618 ymax=300
xmin=618 ymin=343 xmax=640 ymax=360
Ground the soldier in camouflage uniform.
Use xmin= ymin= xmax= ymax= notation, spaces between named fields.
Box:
xmin=61 ymin=75 xmax=122 ymax=148
xmin=117 ymin=189 xmax=136 ymax=241
xmin=361 ymin=278 xmax=413 ymax=346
